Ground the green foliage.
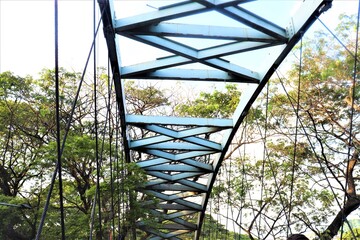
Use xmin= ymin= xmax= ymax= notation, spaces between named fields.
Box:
xmin=176 ymin=84 xmax=240 ymax=118
xmin=0 ymin=69 xmax=172 ymax=239
xmin=180 ymin=214 xmax=251 ymax=240
xmin=125 ymin=80 xmax=169 ymax=114
xmin=254 ymin=13 xmax=360 ymax=238
xmin=341 ymin=227 xmax=360 ymax=239
xmin=0 ymin=195 xmax=35 ymax=240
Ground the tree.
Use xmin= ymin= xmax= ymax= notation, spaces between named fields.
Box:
xmin=0 ymin=69 xmax=141 ymax=239
xmin=125 ymin=80 xmax=169 ymax=115
xmin=0 ymin=71 xmax=49 ymax=239
xmin=176 ymin=84 xmax=240 ymax=118
xmin=258 ymin=14 xmax=360 ymax=239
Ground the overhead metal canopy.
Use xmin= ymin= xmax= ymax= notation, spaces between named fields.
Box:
xmin=97 ymin=0 xmax=332 ymax=239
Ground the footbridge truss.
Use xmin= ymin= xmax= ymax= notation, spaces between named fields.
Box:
xmin=97 ymin=0 xmax=332 ymax=239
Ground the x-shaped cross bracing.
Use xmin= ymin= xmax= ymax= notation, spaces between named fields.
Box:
xmin=115 ymin=0 xmax=288 ymax=83
xmin=98 ymin=0 xmax=333 ymax=238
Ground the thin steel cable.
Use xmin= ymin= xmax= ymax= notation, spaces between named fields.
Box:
xmin=35 ymin=4 xmax=103 ymax=240
xmin=202 ymin=206 xmax=206 ymax=240
xmin=340 ymin=2 xmax=360 ymax=239
xmin=108 ymin=58 xmax=115 ymax=240
xmin=230 ymin=201 xmax=236 ymax=238
xmin=276 ymin=69 xmax=345 ymax=189
xmin=233 ymin=130 xmax=246 ymax=239
xmin=216 ymin=171 xmax=220 ymax=240
xmin=98 ymin=100 xmax=113 ymax=237
xmin=253 ymin=114 xmax=293 ymax=236
xmin=54 ymin=0 xmax=66 ymax=238
xmin=243 ymin=163 xmax=260 ymax=235
xmin=276 ymin=70 xmax=342 ymax=198
xmin=227 ymin=162 xmax=237 ymax=238
xmin=242 ymin=118 xmax=267 ymax=235
xmin=238 ymin=160 xmax=245 ymax=239
xmin=120 ymin=138 xmax=126 ymax=239
xmin=288 ymin=35 xmax=303 ymax=237
xmin=101 ymin=56 xmax=121 ymax=238
xmin=225 ymin=161 xmax=230 ymax=240
xmin=259 ymin=81 xmax=270 ymax=239
xmin=89 ymin=188 xmax=98 ymax=240
xmin=317 ymin=17 xmax=360 ymax=62
xmin=209 ymin=195 xmax=212 ymax=239
xmin=89 ymin=59 xmax=116 ymax=240
xmin=115 ymin=104 xmax=121 ymax=238
xmin=224 ymin=163 xmax=229 ymax=240
xmin=275 ymin=70 xmax=357 ymax=237
xmin=92 ymin=0 xmax=103 ymax=237
xmin=90 ymin=73 xmax=112 ymax=239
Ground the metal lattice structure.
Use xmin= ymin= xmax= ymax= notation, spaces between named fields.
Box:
xmin=98 ymin=0 xmax=332 ymax=239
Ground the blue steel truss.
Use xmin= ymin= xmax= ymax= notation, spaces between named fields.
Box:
xmin=98 ymin=0 xmax=332 ymax=239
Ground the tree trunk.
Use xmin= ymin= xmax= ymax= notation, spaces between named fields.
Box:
xmin=320 ymin=196 xmax=360 ymax=239
xmin=320 ymin=151 xmax=360 ymax=239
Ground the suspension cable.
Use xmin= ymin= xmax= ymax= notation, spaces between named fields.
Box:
xmin=92 ymin=0 xmax=103 ymax=236
xmin=229 ymin=183 xmax=237 ymax=238
xmin=202 ymin=204 xmax=206 ymax=240
xmin=108 ymin=57 xmax=116 ymax=240
xmin=254 ymin=117 xmax=291 ymax=237
xmin=242 ymin=118 xmax=258 ymax=235
xmin=115 ymin=104 xmax=122 ymax=239
xmin=259 ymin=81 xmax=270 ymax=239
xmin=340 ymin=2 xmax=360 ymax=239
xmin=35 ymin=8 xmax=104 ymax=240
xmin=209 ymin=193 xmax=212 ymax=239
xmin=233 ymin=122 xmax=248 ymax=237
xmin=288 ymin=35 xmax=303 ymax=237
xmin=90 ymin=71 xmax=113 ymax=239
xmin=276 ymin=70 xmax=341 ymax=201
xmin=54 ymin=0 xmax=66 ymax=239
xmin=225 ymin=160 xmax=230 ymax=239
xmin=317 ymin=17 xmax=360 ymax=62
xmin=89 ymin=188 xmax=97 ymax=240
xmin=238 ymin=155 xmax=245 ymax=239
xmin=121 ymin=141 xmax=126 ymax=239
xmin=216 ymin=170 xmax=220 ymax=240
xmin=275 ymin=70 xmax=356 ymax=238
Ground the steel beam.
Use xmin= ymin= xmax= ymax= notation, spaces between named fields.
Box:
xmin=126 ymin=115 xmax=233 ymax=127
xmin=98 ymin=0 xmax=333 ymax=239
xmin=127 ymin=23 xmax=281 ymax=42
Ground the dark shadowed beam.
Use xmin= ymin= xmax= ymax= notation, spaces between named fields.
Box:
xmin=97 ymin=0 xmax=131 ymax=162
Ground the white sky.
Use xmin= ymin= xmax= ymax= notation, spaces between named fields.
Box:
xmin=0 ymin=0 xmax=358 ymax=78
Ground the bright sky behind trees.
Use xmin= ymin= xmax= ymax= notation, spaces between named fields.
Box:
xmin=0 ymin=0 xmax=358 ymax=78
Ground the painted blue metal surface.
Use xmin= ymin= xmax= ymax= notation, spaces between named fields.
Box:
xmin=98 ymin=0 xmax=333 ymax=239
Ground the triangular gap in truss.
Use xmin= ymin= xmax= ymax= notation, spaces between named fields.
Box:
xmin=222 ymin=44 xmax=290 ymax=73
xmin=112 ymin=1 xmax=159 ymax=18
xmin=165 ymin=10 xmax=249 ymax=28
xmin=160 ymin=37 xmax=236 ymax=51
xmin=118 ymin=35 xmax=243 ymax=64
xmin=117 ymin=36 xmax=170 ymax=66
xmin=127 ymin=118 xmax=231 ymax=143
xmin=137 ymin=152 xmax=215 ymax=169
xmin=241 ymin=1 xmax=297 ymax=27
